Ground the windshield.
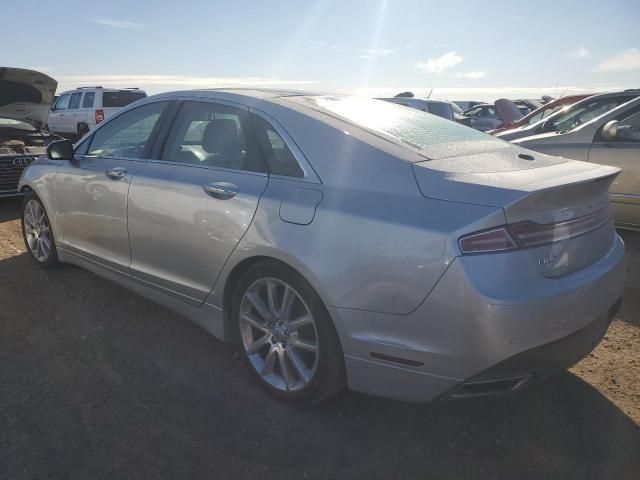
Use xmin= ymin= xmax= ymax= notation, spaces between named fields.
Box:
xmin=548 ymin=96 xmax=634 ymax=133
xmin=293 ymin=96 xmax=506 ymax=159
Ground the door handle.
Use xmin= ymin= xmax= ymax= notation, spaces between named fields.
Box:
xmin=202 ymin=182 xmax=238 ymax=200
xmin=105 ymin=167 xmax=127 ymax=180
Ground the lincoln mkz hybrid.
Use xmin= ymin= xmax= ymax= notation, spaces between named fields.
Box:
xmin=18 ymin=89 xmax=625 ymax=404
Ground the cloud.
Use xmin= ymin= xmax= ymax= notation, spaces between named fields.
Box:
xmin=357 ymin=48 xmax=395 ymax=59
xmin=92 ymin=18 xmax=145 ymax=29
xmin=417 ymin=51 xmax=463 ymax=74
xmin=595 ymin=48 xmax=640 ymax=72
xmin=567 ymin=46 xmax=591 ymax=58
xmin=454 ymin=71 xmax=486 ymax=79
xmin=55 ymin=75 xmax=317 ymax=95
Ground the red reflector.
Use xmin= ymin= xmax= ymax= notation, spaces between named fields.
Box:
xmin=95 ymin=109 xmax=104 ymax=124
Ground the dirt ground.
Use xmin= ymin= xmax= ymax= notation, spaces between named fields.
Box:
xmin=1 ymin=196 xmax=638 ymax=480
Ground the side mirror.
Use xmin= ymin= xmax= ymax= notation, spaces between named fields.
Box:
xmin=46 ymin=139 xmax=74 ymax=160
xmin=601 ymin=120 xmax=618 ymax=141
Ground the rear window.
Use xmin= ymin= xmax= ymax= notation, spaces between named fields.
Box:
xmin=293 ymin=96 xmax=504 ymax=160
xmin=102 ymin=90 xmax=146 ymax=108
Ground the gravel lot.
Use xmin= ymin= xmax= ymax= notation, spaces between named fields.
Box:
xmin=1 ymin=196 xmax=639 ymax=479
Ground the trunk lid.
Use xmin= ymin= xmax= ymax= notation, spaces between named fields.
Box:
xmin=413 ymin=146 xmax=620 ymax=276
xmin=0 ymin=68 xmax=57 ymax=129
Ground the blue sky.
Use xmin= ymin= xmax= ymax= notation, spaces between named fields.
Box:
xmin=4 ymin=0 xmax=639 ymax=100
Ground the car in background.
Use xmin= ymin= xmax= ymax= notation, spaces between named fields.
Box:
xmin=513 ymin=99 xmax=544 ymax=116
xmin=463 ymin=99 xmax=523 ymax=131
xmin=48 ymin=86 xmax=147 ymax=139
xmin=0 ymin=67 xmax=60 ymax=198
xmin=496 ymin=90 xmax=640 ymax=141
xmin=489 ymin=94 xmax=592 ymax=135
xmin=20 ymin=90 xmax=625 ymax=404
xmin=515 ymin=96 xmax=640 ymax=230
xmin=378 ymin=97 xmax=456 ymax=121
xmin=453 ymin=100 xmax=484 ymax=111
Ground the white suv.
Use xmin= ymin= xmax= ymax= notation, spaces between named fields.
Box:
xmin=48 ymin=87 xmax=147 ymax=139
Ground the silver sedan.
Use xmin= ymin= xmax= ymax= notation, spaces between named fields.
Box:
xmin=19 ymin=90 xmax=625 ymax=404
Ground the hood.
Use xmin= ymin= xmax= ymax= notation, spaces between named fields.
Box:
xmin=0 ymin=67 xmax=58 ymax=129
xmin=494 ymin=98 xmax=523 ymax=127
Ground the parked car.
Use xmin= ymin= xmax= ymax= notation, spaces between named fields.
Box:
xmin=378 ymin=97 xmax=455 ymax=121
xmin=514 ymin=96 xmax=640 ymax=230
xmin=489 ymin=94 xmax=592 ymax=135
xmin=463 ymin=99 xmax=523 ymax=131
xmin=0 ymin=67 xmax=60 ymax=198
xmin=453 ymin=100 xmax=484 ymax=111
xmin=20 ymin=90 xmax=625 ymax=404
xmin=496 ymin=90 xmax=640 ymax=141
xmin=48 ymin=86 xmax=147 ymax=139
xmin=513 ymin=99 xmax=544 ymax=116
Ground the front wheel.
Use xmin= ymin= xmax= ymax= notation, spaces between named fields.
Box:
xmin=232 ymin=261 xmax=345 ymax=404
xmin=21 ymin=193 xmax=59 ymax=268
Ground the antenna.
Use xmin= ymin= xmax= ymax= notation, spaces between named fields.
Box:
xmin=427 ymin=88 xmax=433 ymax=99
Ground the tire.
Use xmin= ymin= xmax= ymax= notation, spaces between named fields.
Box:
xmin=76 ymin=123 xmax=89 ymax=140
xmin=231 ymin=260 xmax=345 ymax=405
xmin=21 ymin=192 xmax=59 ymax=268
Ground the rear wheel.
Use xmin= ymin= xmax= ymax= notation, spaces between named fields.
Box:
xmin=76 ymin=123 xmax=89 ymax=140
xmin=232 ymin=261 xmax=345 ymax=404
xmin=21 ymin=193 xmax=59 ymax=268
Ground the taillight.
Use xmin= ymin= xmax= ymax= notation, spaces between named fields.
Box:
xmin=459 ymin=227 xmax=518 ymax=254
xmin=95 ymin=109 xmax=104 ymax=124
xmin=459 ymin=208 xmax=611 ymax=254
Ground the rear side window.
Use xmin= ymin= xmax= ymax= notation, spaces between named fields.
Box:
xmin=161 ymin=101 xmax=266 ymax=173
xmin=102 ymin=90 xmax=147 ymax=108
xmin=69 ymin=92 xmax=82 ymax=109
xmin=82 ymin=92 xmax=95 ymax=108
xmin=252 ymin=114 xmax=304 ymax=177
xmin=426 ymin=102 xmax=453 ymax=120
xmin=87 ymin=102 xmax=167 ymax=159
xmin=292 ymin=96 xmax=502 ymax=160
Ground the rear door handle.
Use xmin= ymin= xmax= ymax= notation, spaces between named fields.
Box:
xmin=202 ymin=182 xmax=238 ymax=200
xmin=105 ymin=166 xmax=127 ymax=180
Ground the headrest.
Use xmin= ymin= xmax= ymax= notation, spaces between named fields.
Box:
xmin=202 ymin=119 xmax=239 ymax=153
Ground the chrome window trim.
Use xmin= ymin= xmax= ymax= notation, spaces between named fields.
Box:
xmin=249 ymin=107 xmax=321 ymax=184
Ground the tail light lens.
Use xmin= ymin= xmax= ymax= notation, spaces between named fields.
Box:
xmin=459 ymin=208 xmax=611 ymax=254
xmin=95 ymin=109 xmax=104 ymax=124
xmin=459 ymin=227 xmax=518 ymax=254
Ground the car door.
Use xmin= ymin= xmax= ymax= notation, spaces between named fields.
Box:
xmin=55 ymin=101 xmax=170 ymax=273
xmin=127 ymin=99 xmax=269 ymax=305
xmin=48 ymin=93 xmax=70 ymax=133
xmin=67 ymin=92 xmax=83 ymax=134
xmin=588 ymin=108 xmax=640 ymax=228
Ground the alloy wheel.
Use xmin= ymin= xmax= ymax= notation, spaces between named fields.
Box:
xmin=239 ymin=277 xmax=319 ymax=392
xmin=23 ymin=199 xmax=52 ymax=262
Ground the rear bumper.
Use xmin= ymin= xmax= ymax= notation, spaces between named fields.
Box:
xmin=447 ymin=296 xmax=621 ymax=399
xmin=331 ymin=233 xmax=626 ymax=403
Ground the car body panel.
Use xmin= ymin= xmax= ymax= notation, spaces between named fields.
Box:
xmin=18 ymin=89 xmax=627 ymax=402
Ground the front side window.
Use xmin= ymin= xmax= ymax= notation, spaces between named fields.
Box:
xmin=69 ymin=92 xmax=82 ymax=109
xmin=87 ymin=102 xmax=167 ymax=159
xmin=426 ymin=102 xmax=453 ymax=120
xmin=82 ymin=92 xmax=95 ymax=108
xmin=161 ymin=101 xmax=265 ymax=172
xmin=252 ymin=114 xmax=303 ymax=177
xmin=54 ymin=94 xmax=70 ymax=111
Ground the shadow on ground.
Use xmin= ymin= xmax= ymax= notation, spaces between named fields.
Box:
xmin=1 ymin=200 xmax=639 ymax=479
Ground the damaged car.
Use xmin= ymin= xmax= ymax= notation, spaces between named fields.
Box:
xmin=0 ymin=67 xmax=59 ymax=197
